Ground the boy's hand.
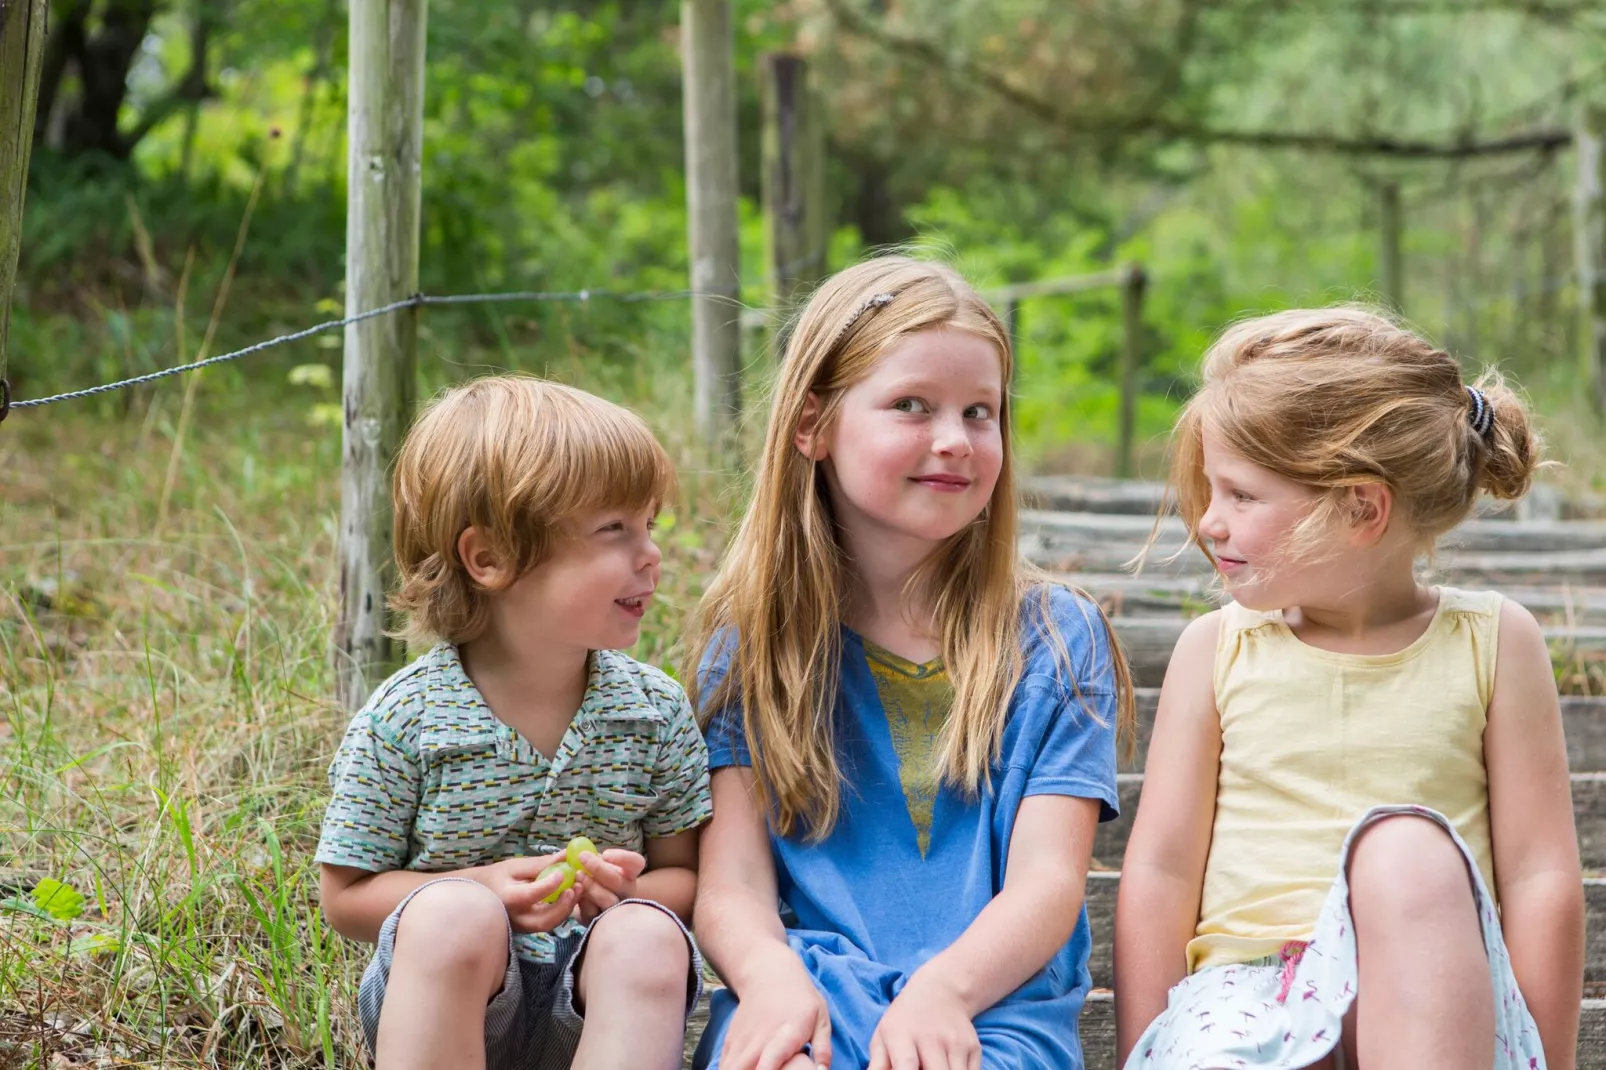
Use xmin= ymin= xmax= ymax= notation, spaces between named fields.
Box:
xmin=479 ymin=853 xmax=586 ymax=934
xmin=574 ymin=848 xmax=646 ymax=924
xmin=868 ymin=970 xmax=978 ymax=1070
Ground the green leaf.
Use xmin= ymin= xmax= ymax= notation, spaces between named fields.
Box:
xmin=288 ymin=363 xmax=334 ymax=388
xmin=70 ymin=931 xmax=122 ymax=957
xmin=307 ymin=403 xmax=343 ymax=428
xmin=314 ymin=297 xmax=343 ymax=316
xmin=32 ymin=878 xmax=86 ymax=922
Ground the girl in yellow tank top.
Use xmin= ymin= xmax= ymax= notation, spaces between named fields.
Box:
xmin=1113 ymin=307 xmax=1583 ymax=1070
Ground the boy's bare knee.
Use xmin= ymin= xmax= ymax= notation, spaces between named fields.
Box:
xmin=392 ymin=881 xmax=509 ymax=988
xmin=1347 ymin=815 xmax=1475 ymax=922
xmin=583 ymin=904 xmax=688 ymax=997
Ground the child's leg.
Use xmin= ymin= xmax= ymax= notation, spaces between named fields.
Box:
xmin=571 ymin=902 xmax=693 ymax=1070
xmin=373 ymin=881 xmax=512 ymax=1070
xmin=1342 ymin=813 xmax=1494 ymax=1070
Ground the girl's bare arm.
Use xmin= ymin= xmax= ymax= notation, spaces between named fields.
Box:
xmin=1487 ymin=599 xmax=1584 ymax=1070
xmin=1114 ymin=612 xmax=1223 ymax=1063
xmin=695 ymin=766 xmax=833 ymax=1070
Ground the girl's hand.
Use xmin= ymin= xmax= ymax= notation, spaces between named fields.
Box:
xmin=719 ymin=950 xmax=833 ymax=1070
xmin=574 ymin=848 xmax=646 ymax=924
xmin=869 ymin=971 xmax=978 ymax=1070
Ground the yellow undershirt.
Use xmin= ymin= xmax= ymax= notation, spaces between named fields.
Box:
xmin=862 ymin=638 xmax=953 ymax=858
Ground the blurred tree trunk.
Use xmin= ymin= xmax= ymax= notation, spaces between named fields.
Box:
xmin=34 ymin=0 xmax=217 ymax=167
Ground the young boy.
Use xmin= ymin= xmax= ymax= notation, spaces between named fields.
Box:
xmin=316 ymin=375 xmax=712 ymax=1070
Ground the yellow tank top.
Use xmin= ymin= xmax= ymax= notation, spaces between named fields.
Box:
xmin=1187 ymin=586 xmax=1502 ymax=974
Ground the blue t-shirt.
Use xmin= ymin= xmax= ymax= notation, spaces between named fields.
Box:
xmin=695 ymin=585 xmax=1121 ymax=1070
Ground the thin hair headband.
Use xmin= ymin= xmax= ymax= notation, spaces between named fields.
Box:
xmin=828 ymin=291 xmax=898 ymax=353
xmin=1465 ymin=385 xmax=1495 ymax=442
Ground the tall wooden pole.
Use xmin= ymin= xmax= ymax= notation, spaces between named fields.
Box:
xmin=1576 ymin=104 xmax=1606 ymax=416
xmin=1378 ymin=181 xmax=1403 ymax=315
xmin=682 ymin=0 xmax=741 ymax=449
xmin=1116 ymin=264 xmax=1147 ymax=480
xmin=336 ymin=0 xmax=427 ymax=710
xmin=0 ymin=0 xmax=50 ymax=403
xmin=760 ymin=52 xmax=825 ymax=317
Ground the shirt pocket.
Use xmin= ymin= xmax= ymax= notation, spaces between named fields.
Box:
xmin=415 ymin=729 xmax=525 ymax=864
xmin=586 ymin=787 xmax=658 ymax=852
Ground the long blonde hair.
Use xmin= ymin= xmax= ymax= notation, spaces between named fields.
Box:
xmin=683 ymin=256 xmax=1135 ymax=839
xmin=1163 ymin=306 xmax=1543 ymax=564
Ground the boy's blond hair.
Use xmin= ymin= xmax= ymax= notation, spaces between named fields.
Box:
xmin=389 ymin=375 xmax=675 ymax=646
xmin=1166 ymin=305 xmax=1543 ymax=566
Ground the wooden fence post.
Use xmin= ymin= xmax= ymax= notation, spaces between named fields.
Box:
xmin=760 ymin=52 xmax=825 ymax=321
xmin=0 ymin=0 xmax=50 ymax=402
xmin=336 ymin=0 xmax=428 ymax=711
xmin=1117 ymin=263 xmax=1147 ymax=480
xmin=1576 ymin=103 xmax=1606 ymax=416
xmin=1379 ymin=181 xmax=1404 ymax=315
xmin=682 ymin=0 xmax=742 ymax=449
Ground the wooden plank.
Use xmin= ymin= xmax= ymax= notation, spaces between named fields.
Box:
xmin=335 ymin=0 xmax=427 ymax=711
xmin=0 ymin=0 xmax=49 ymax=395
xmin=760 ymin=52 xmax=826 ymax=315
xmin=1109 ymin=616 xmax=1606 ymax=690
xmin=1119 ymin=691 xmax=1606 ymax=774
xmin=1085 ymin=872 xmax=1606 ymax=991
xmin=1022 ymin=475 xmax=1606 ymax=521
xmin=1025 ymin=510 xmax=1606 ymax=558
xmin=1066 ymin=572 xmax=1606 ymax=626
xmin=1116 ymin=265 xmax=1146 ymax=480
xmin=1032 ymin=540 xmax=1606 ymax=587
xmin=1579 ymin=102 xmax=1606 ymax=416
xmin=1096 ymin=771 xmax=1606 ymax=871
xmin=682 ymin=0 xmax=742 ymax=447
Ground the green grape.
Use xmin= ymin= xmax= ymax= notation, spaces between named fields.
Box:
xmin=539 ymin=861 xmax=577 ymax=904
xmin=566 ymin=836 xmax=599 ymax=870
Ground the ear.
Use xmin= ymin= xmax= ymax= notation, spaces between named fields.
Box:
xmin=457 ymin=526 xmax=510 ymax=588
xmin=793 ymin=392 xmax=829 ymax=461
xmin=1345 ymin=483 xmax=1393 ymax=546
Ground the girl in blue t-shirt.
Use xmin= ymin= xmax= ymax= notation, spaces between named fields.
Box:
xmin=681 ymin=255 xmax=1136 ymax=1070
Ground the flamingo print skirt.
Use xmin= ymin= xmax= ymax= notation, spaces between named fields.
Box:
xmin=1123 ymin=805 xmax=1545 ymax=1069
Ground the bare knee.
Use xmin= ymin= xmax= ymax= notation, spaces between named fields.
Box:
xmin=582 ymin=904 xmax=689 ymax=1001
xmin=1347 ymin=815 xmax=1476 ymax=925
xmin=392 ymin=881 xmax=509 ymax=992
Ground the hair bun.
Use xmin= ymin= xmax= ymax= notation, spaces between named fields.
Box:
xmin=1471 ymin=374 xmax=1542 ymax=501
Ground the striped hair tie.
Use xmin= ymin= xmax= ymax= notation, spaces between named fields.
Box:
xmin=1465 ymin=385 xmax=1495 ymax=441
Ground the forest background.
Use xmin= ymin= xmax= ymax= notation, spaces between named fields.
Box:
xmin=3 ymin=0 xmax=1605 ymax=1065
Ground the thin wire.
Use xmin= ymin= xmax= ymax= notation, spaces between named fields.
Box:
xmin=4 ymin=286 xmax=738 ymax=413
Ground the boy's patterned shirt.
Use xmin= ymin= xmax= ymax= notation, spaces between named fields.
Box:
xmin=314 ymin=643 xmax=713 ymax=964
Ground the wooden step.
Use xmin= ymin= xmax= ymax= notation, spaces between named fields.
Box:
xmin=1023 ymin=511 xmax=1606 ymax=585
xmin=1065 ymin=572 xmax=1606 ymax=627
xmin=1094 ymin=771 xmax=1606 ymax=871
xmin=1022 ymin=474 xmax=1606 ymax=522
xmin=1082 ymin=871 xmax=1606 ymax=991
xmin=1119 ymin=692 xmax=1606 ymax=773
xmin=1072 ymin=992 xmax=1606 ymax=1070
xmin=685 ymin=986 xmax=1606 ymax=1069
xmin=1026 ymin=510 xmax=1606 ymax=558
xmin=1110 ymin=616 xmax=1606 ymax=689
